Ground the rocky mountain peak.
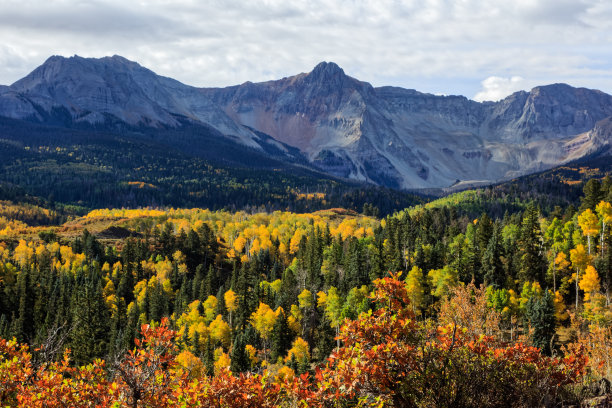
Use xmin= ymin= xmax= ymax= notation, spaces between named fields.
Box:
xmin=310 ymin=61 xmax=345 ymax=79
xmin=6 ymin=54 xmax=188 ymax=127
xmin=12 ymin=55 xmax=145 ymax=90
xmin=1 ymin=55 xmax=611 ymax=190
xmin=302 ymin=61 xmax=351 ymax=91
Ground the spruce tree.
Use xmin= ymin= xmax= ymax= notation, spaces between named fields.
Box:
xmin=108 ymin=298 xmax=127 ymax=357
xmin=117 ymin=266 xmax=134 ymax=305
xmin=230 ymin=333 xmax=250 ymax=373
xmin=482 ymin=225 xmax=506 ymax=289
xmin=14 ymin=266 xmax=34 ymax=343
xmin=122 ymin=301 xmax=140 ymax=351
xmin=270 ymin=311 xmax=293 ymax=363
xmin=525 ymin=290 xmax=556 ymax=355
xmin=69 ymin=276 xmax=111 ymax=365
xmin=518 ymin=204 xmax=545 ymax=284
xmin=203 ymin=336 xmax=215 ymax=376
xmin=476 ymin=213 xmax=494 ymax=258
xmin=580 ymin=179 xmax=603 ymax=212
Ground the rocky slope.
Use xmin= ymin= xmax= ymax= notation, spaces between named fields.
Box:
xmin=0 ymin=55 xmax=268 ymax=150
xmin=1 ymin=55 xmax=611 ymax=190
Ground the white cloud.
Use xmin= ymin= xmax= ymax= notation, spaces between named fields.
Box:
xmin=0 ymin=0 xmax=611 ymax=98
xmin=473 ymin=76 xmax=529 ymax=102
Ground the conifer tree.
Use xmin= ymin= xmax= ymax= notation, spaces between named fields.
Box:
xmin=117 ymin=265 xmax=134 ymax=304
xmin=483 ymin=225 xmax=506 ymax=289
xmin=476 ymin=213 xmax=494 ymax=259
xmin=518 ymin=204 xmax=545 ymax=284
xmin=69 ymin=276 xmax=111 ymax=365
xmin=580 ymin=179 xmax=603 ymax=212
xmin=270 ymin=311 xmax=293 ymax=363
xmin=230 ymin=332 xmax=250 ymax=373
xmin=525 ymin=290 xmax=556 ymax=355
xmin=202 ymin=335 xmax=214 ymax=376
xmin=13 ymin=266 xmax=34 ymax=343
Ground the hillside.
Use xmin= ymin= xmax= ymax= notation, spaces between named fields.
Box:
xmin=0 ymin=184 xmax=611 ymax=406
xmin=0 ymin=115 xmax=423 ymax=215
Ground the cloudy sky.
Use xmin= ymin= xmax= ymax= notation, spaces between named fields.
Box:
xmin=1 ymin=0 xmax=612 ymax=101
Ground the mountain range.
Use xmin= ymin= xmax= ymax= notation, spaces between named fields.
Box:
xmin=1 ymin=55 xmax=611 ymax=191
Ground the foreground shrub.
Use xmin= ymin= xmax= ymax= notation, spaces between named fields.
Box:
xmin=315 ymin=273 xmax=587 ymax=408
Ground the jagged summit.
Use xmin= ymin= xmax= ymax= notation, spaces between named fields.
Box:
xmin=0 ymin=55 xmax=611 ymax=190
xmin=310 ymin=61 xmax=346 ymax=78
xmin=2 ymin=54 xmax=265 ymax=149
xmin=300 ymin=61 xmax=356 ymax=95
xmin=12 ymin=54 xmax=150 ymax=90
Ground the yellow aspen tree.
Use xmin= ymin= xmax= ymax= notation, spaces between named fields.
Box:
xmin=578 ymin=209 xmax=600 ymax=255
xmin=13 ymin=240 xmax=33 ymax=266
xmin=298 ymin=289 xmax=313 ymax=310
xmin=545 ymin=218 xmax=565 ymax=292
xmin=289 ymin=229 xmax=306 ymax=254
xmin=269 ymin=279 xmax=282 ymax=294
xmin=405 ymin=266 xmax=425 ymax=314
xmin=245 ymin=344 xmax=258 ymax=366
xmin=276 ymin=366 xmax=295 ymax=382
xmin=297 ymin=289 xmax=313 ymax=336
xmin=595 ymin=201 xmax=612 ymax=256
xmin=579 ymin=265 xmax=600 ymax=302
xmin=224 ymin=289 xmax=237 ymax=327
xmin=101 ymin=262 xmax=111 ymax=276
xmin=209 ymin=315 xmax=231 ymax=347
xmin=279 ymin=242 xmax=288 ymax=256
xmin=285 ymin=337 xmax=310 ymax=364
xmin=249 ymin=238 xmax=261 ymax=257
xmin=317 ymin=291 xmax=327 ymax=309
xmin=172 ymin=250 xmax=186 ymax=265
xmin=570 ymin=244 xmax=590 ymax=309
xmin=250 ymin=302 xmax=278 ymax=361
xmin=214 ymin=349 xmax=231 ymax=375
xmin=427 ymin=265 xmax=458 ymax=298
xmin=321 ymin=287 xmax=343 ymax=350
xmin=176 ymin=350 xmax=204 ymax=379
xmin=553 ymin=291 xmax=568 ymax=321
xmin=288 ymin=304 xmax=302 ymax=334
xmin=233 ymin=235 xmax=247 ymax=253
xmin=203 ymin=295 xmax=218 ymax=323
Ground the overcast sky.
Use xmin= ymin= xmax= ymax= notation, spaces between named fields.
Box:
xmin=1 ymin=0 xmax=612 ymax=101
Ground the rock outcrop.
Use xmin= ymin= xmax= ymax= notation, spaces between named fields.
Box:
xmin=1 ymin=55 xmax=611 ymax=190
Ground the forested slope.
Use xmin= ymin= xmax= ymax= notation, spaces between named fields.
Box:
xmin=0 ymin=179 xmax=611 ymax=406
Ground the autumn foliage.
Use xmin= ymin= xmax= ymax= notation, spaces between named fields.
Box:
xmin=0 ymin=275 xmax=588 ymax=408
xmin=316 ymin=273 xmax=587 ymax=408
xmin=0 ymin=318 xmax=316 ymax=408
xmin=3 ymin=191 xmax=612 ymax=406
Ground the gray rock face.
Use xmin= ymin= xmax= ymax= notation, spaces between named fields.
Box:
xmin=2 ymin=55 xmax=263 ymax=148
xmin=1 ymin=55 xmax=611 ymax=189
xmin=207 ymin=65 xmax=612 ymax=189
xmin=484 ymin=84 xmax=612 ymax=142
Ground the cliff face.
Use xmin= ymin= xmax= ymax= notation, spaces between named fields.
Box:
xmin=2 ymin=55 xmax=264 ymax=149
xmin=209 ymin=65 xmax=612 ymax=189
xmin=1 ymin=55 xmax=611 ymax=189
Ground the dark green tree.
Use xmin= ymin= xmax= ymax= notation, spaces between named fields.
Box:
xmin=13 ymin=266 xmax=34 ymax=343
xmin=525 ymin=290 xmax=556 ymax=355
xmin=580 ymin=179 xmax=603 ymax=212
xmin=230 ymin=333 xmax=250 ymax=373
xmin=482 ymin=225 xmax=506 ymax=289
xmin=69 ymin=276 xmax=111 ymax=365
xmin=518 ymin=204 xmax=545 ymax=284
xmin=270 ymin=311 xmax=293 ymax=363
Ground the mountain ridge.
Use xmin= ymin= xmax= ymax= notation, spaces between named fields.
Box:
xmin=1 ymin=54 xmax=611 ymax=190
